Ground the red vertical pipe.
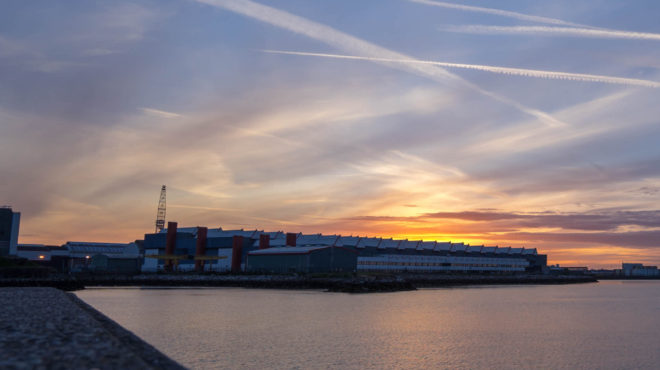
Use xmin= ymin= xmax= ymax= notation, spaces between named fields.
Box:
xmin=259 ymin=234 xmax=270 ymax=249
xmin=231 ymin=235 xmax=244 ymax=273
xmin=165 ymin=221 xmax=178 ymax=271
xmin=195 ymin=226 xmax=208 ymax=271
xmin=286 ymin=233 xmax=297 ymax=247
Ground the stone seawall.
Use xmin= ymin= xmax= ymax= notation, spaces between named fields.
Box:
xmin=0 ymin=287 xmax=184 ymax=369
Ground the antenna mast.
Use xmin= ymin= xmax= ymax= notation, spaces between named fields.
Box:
xmin=155 ymin=185 xmax=166 ymax=233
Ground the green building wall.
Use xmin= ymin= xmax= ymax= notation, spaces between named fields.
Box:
xmin=247 ymin=247 xmax=357 ymax=273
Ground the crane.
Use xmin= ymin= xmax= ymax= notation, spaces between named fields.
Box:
xmin=155 ymin=185 xmax=166 ymax=233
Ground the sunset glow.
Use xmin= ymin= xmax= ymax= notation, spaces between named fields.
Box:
xmin=2 ymin=0 xmax=660 ymax=268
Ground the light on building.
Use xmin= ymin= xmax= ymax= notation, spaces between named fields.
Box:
xmin=85 ymin=255 xmax=90 ymax=259
xmin=38 ymin=255 xmax=45 ymax=259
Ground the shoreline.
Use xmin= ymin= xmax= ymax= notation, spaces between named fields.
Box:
xmin=0 ymin=273 xmax=598 ymax=292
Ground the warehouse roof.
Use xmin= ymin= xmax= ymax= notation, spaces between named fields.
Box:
xmin=152 ymin=226 xmax=539 ymax=256
xmin=451 ymin=243 xmax=467 ymax=252
xmin=380 ymin=239 xmax=400 ymax=249
xmin=398 ymin=240 xmax=420 ymax=250
xmin=357 ymin=237 xmax=381 ymax=248
xmin=435 ymin=242 xmax=452 ymax=252
xmin=418 ymin=241 xmax=436 ymax=250
xmin=338 ymin=236 xmax=361 ymax=247
xmin=160 ymin=227 xmax=269 ymax=239
xmin=18 ymin=245 xmax=65 ymax=252
xmin=65 ymin=242 xmax=135 ymax=254
xmin=467 ymin=245 xmax=483 ymax=253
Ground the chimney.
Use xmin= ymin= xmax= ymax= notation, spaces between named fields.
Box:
xmin=286 ymin=233 xmax=297 ymax=247
xmin=165 ymin=221 xmax=178 ymax=271
xmin=195 ymin=226 xmax=208 ymax=272
xmin=231 ymin=235 xmax=244 ymax=273
xmin=259 ymin=234 xmax=270 ymax=249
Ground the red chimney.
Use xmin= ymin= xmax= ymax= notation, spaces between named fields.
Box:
xmin=231 ymin=235 xmax=244 ymax=273
xmin=286 ymin=233 xmax=297 ymax=247
xmin=259 ymin=234 xmax=270 ymax=249
xmin=165 ymin=221 xmax=178 ymax=271
xmin=195 ymin=227 xmax=208 ymax=272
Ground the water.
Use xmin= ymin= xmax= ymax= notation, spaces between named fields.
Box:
xmin=75 ymin=281 xmax=660 ymax=369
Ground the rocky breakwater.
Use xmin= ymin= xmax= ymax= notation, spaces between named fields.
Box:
xmin=78 ymin=274 xmax=417 ymax=293
xmin=1 ymin=273 xmax=596 ymax=293
xmin=0 ymin=287 xmax=183 ymax=369
xmin=406 ymin=273 xmax=598 ymax=287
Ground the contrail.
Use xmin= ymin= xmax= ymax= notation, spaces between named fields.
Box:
xmin=195 ymin=0 xmax=567 ymax=127
xmin=407 ymin=0 xmax=587 ymax=28
xmin=262 ymin=50 xmax=660 ymax=89
xmin=443 ymin=25 xmax=660 ymax=41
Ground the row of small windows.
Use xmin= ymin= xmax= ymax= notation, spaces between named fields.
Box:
xmin=358 ymin=261 xmax=527 ymax=268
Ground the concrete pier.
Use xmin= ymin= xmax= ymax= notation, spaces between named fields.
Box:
xmin=0 ymin=288 xmax=184 ymax=369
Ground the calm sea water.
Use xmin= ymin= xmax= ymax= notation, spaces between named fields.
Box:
xmin=76 ymin=281 xmax=660 ymax=370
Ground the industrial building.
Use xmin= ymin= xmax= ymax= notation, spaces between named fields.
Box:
xmin=16 ymin=241 xmax=140 ymax=273
xmin=141 ymin=223 xmax=547 ymax=274
xmin=0 ymin=206 xmax=21 ymax=256
xmin=622 ymin=263 xmax=659 ymax=277
xmin=16 ymin=244 xmax=68 ymax=263
xmin=141 ymin=223 xmax=261 ymax=272
xmin=247 ymin=246 xmax=357 ymax=273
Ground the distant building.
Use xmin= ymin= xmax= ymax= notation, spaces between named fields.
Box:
xmin=622 ymin=263 xmax=659 ymax=277
xmin=565 ymin=267 xmax=589 ymax=272
xmin=142 ymin=223 xmax=547 ymax=274
xmin=17 ymin=241 xmax=139 ymax=273
xmin=16 ymin=244 xmax=68 ymax=262
xmin=549 ymin=265 xmax=590 ymax=275
xmin=141 ymin=225 xmax=259 ymax=272
xmin=589 ymin=269 xmax=620 ymax=277
xmin=89 ymin=254 xmax=141 ymax=274
xmin=64 ymin=241 xmax=140 ymax=273
xmin=0 ymin=206 xmax=20 ymax=256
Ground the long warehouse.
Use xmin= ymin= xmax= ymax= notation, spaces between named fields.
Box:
xmin=141 ymin=223 xmax=547 ymax=273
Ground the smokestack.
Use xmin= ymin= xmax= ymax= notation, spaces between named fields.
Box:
xmin=286 ymin=233 xmax=297 ymax=247
xmin=259 ymin=234 xmax=270 ymax=249
xmin=231 ymin=235 xmax=244 ymax=273
xmin=165 ymin=222 xmax=178 ymax=271
xmin=195 ymin=227 xmax=208 ymax=272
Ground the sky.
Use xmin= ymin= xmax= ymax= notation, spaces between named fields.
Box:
xmin=1 ymin=0 xmax=660 ymax=268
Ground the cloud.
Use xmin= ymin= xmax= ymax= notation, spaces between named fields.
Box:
xmin=345 ymin=209 xmax=660 ymax=233
xmin=141 ymin=107 xmax=183 ymax=119
xmin=0 ymin=2 xmax=164 ymax=76
xmin=263 ymin=50 xmax=660 ymax=88
xmin=82 ymin=48 xmax=118 ymax=57
xmin=484 ymin=230 xmax=660 ymax=249
xmin=0 ymin=35 xmax=32 ymax=58
xmin=25 ymin=60 xmax=87 ymax=73
xmin=423 ymin=210 xmax=660 ymax=231
xmin=196 ymin=0 xmax=566 ymax=127
xmin=76 ymin=2 xmax=162 ymax=43
xmin=462 ymin=88 xmax=640 ymax=158
xmin=443 ymin=25 xmax=660 ymax=41
xmin=407 ymin=0 xmax=586 ymax=27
